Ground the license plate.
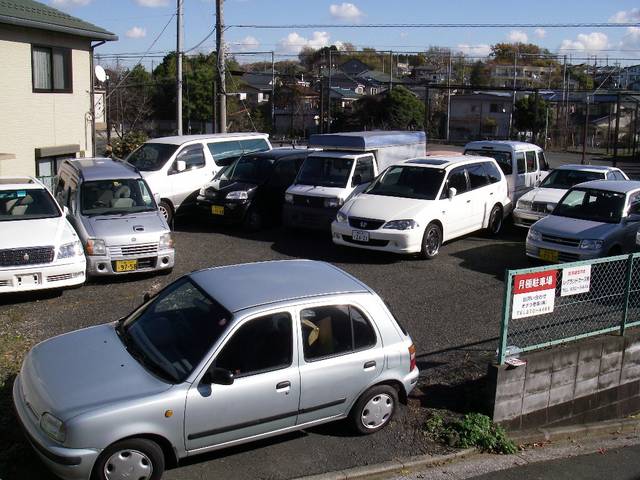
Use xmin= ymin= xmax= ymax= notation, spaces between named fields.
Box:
xmin=115 ymin=260 xmax=138 ymax=272
xmin=211 ymin=205 xmax=224 ymax=216
xmin=16 ymin=274 xmax=39 ymax=286
xmin=352 ymin=230 xmax=370 ymax=242
xmin=539 ymin=248 xmax=559 ymax=262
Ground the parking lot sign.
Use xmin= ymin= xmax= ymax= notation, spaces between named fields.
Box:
xmin=512 ymin=270 xmax=557 ymax=319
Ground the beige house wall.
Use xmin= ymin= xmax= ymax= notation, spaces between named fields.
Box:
xmin=0 ymin=24 xmax=93 ymax=177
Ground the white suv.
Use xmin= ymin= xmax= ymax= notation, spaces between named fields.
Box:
xmin=0 ymin=177 xmax=85 ymax=292
xmin=331 ymin=156 xmax=511 ymax=258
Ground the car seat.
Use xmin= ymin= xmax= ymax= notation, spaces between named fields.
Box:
xmin=111 ymin=185 xmax=134 ymax=209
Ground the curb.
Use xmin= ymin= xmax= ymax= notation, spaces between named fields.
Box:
xmin=292 ymin=448 xmax=477 ymax=480
xmin=510 ymin=417 xmax=640 ymax=445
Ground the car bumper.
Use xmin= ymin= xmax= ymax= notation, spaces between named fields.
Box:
xmin=513 ymin=209 xmax=546 ymax=228
xmin=283 ymin=204 xmax=338 ymax=231
xmin=331 ymin=221 xmax=423 ymax=254
xmin=13 ymin=375 xmax=99 ymax=480
xmin=196 ymin=198 xmax=250 ymax=224
xmin=0 ymin=258 xmax=86 ymax=293
xmin=526 ymin=239 xmax=605 ymax=263
xmin=86 ymin=250 xmax=174 ymax=276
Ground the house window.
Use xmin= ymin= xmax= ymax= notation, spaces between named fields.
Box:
xmin=490 ymin=103 xmax=502 ymax=113
xmin=32 ymin=46 xmax=72 ymax=93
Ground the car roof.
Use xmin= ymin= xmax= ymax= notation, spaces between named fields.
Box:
xmin=0 ymin=176 xmax=45 ymax=189
xmin=246 ymin=148 xmax=310 ymax=160
xmin=554 ymin=164 xmax=620 ymax=173
xmin=573 ymin=180 xmax=640 ymax=193
xmin=189 ymin=260 xmax=370 ymax=313
xmin=146 ymin=133 xmax=269 ymax=146
xmin=404 ymin=155 xmax=496 ymax=169
xmin=64 ymin=158 xmax=141 ymax=181
xmin=465 ymin=140 xmax=541 ymax=151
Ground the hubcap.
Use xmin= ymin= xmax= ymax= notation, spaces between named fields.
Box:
xmin=104 ymin=449 xmax=153 ymax=480
xmin=426 ymin=228 xmax=440 ymax=255
xmin=159 ymin=205 xmax=169 ymax=221
xmin=491 ymin=209 xmax=501 ymax=233
xmin=361 ymin=393 xmax=394 ymax=429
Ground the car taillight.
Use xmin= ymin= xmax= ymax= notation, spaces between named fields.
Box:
xmin=408 ymin=344 xmax=416 ymax=371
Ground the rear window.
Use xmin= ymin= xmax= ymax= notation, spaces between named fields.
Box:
xmin=464 ymin=149 xmax=512 ymax=175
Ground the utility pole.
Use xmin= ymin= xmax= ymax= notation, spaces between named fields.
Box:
xmin=389 ymin=50 xmax=393 ymax=91
xmin=613 ymin=92 xmax=621 ymax=165
xmin=509 ymin=49 xmax=518 ymax=139
xmin=446 ymin=53 xmax=452 ymax=142
xmin=176 ymin=0 xmax=183 ymax=135
xmin=216 ymin=0 xmax=227 ymax=133
xmin=327 ymin=48 xmax=332 ymax=133
xmin=271 ymin=51 xmax=275 ymax=134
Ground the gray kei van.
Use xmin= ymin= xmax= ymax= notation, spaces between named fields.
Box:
xmin=54 ymin=158 xmax=175 ymax=276
xmin=14 ymin=260 xmax=418 ymax=480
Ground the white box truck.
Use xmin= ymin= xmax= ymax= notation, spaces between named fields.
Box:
xmin=283 ymin=131 xmax=426 ymax=230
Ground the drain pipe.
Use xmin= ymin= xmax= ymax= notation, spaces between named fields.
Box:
xmin=90 ymin=41 xmax=106 ymax=157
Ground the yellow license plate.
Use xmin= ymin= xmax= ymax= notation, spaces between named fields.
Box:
xmin=115 ymin=260 xmax=138 ymax=272
xmin=539 ymin=248 xmax=559 ymax=262
xmin=211 ymin=205 xmax=224 ymax=215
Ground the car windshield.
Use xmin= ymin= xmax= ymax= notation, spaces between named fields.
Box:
xmin=553 ymin=188 xmax=626 ymax=224
xmin=540 ymin=169 xmax=605 ymax=189
xmin=224 ymin=155 xmax=275 ymax=183
xmin=465 ymin=149 xmax=513 ymax=175
xmin=0 ymin=188 xmax=60 ymax=222
xmin=81 ymin=179 xmax=156 ymax=216
xmin=126 ymin=143 xmax=179 ymax=171
xmin=296 ymin=156 xmax=354 ymax=188
xmin=119 ymin=278 xmax=232 ymax=383
xmin=365 ymin=166 xmax=445 ymax=200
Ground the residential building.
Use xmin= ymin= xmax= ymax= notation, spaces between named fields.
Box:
xmin=240 ymin=72 xmax=276 ymax=107
xmin=274 ymin=84 xmax=320 ymax=136
xmin=0 ymin=0 xmax=116 ymax=185
xmin=490 ymin=64 xmax=553 ymax=88
xmin=449 ymin=92 xmax=513 ymax=141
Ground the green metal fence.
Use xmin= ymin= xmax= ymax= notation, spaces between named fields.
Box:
xmin=498 ymin=253 xmax=640 ymax=364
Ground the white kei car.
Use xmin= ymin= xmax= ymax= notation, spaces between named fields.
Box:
xmin=331 ymin=156 xmax=511 ymax=259
xmin=0 ymin=177 xmax=86 ymax=293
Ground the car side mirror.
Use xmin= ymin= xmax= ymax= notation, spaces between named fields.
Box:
xmin=175 ymin=160 xmax=187 ymax=172
xmin=448 ymin=187 xmax=457 ymax=199
xmin=626 ymin=213 xmax=640 ymax=223
xmin=204 ymin=367 xmax=234 ymax=385
xmin=153 ymin=193 xmax=161 ymax=204
xmin=351 ymin=174 xmax=362 ymax=187
xmin=63 ymin=205 xmax=69 ymax=216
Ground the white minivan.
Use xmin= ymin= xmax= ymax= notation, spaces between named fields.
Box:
xmin=126 ymin=133 xmax=271 ymax=223
xmin=463 ymin=140 xmax=550 ymax=205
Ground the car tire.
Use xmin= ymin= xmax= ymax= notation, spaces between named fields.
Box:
xmin=486 ymin=204 xmax=503 ymax=236
xmin=349 ymin=384 xmax=398 ymax=435
xmin=158 ymin=200 xmax=173 ymax=226
xmin=243 ymin=208 xmax=263 ymax=232
xmin=420 ymin=223 xmax=442 ymax=259
xmin=91 ymin=438 xmax=164 ymax=480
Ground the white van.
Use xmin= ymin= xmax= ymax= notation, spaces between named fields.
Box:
xmin=463 ymin=141 xmax=550 ymax=206
xmin=126 ymin=133 xmax=271 ymax=223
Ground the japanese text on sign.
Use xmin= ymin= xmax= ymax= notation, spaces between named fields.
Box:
xmin=561 ymin=265 xmax=591 ymax=296
xmin=512 ymin=270 xmax=557 ymax=319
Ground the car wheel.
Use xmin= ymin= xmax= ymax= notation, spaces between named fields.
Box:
xmin=486 ymin=204 xmax=503 ymax=236
xmin=350 ymin=385 xmax=398 ymax=435
xmin=420 ymin=223 xmax=442 ymax=259
xmin=158 ymin=200 xmax=173 ymax=226
xmin=243 ymin=208 xmax=263 ymax=232
xmin=92 ymin=438 xmax=164 ymax=480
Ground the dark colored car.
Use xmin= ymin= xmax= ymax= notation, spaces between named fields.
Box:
xmin=196 ymin=148 xmax=309 ymax=230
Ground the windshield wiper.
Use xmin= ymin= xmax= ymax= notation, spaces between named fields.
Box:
xmin=117 ymin=327 xmax=178 ymax=382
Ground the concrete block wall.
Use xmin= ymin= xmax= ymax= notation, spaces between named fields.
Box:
xmin=489 ymin=332 xmax=640 ymax=430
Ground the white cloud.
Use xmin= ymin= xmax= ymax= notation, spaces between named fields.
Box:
xmin=329 ymin=3 xmax=363 ymax=21
xmin=125 ymin=26 xmax=147 ymax=39
xmin=456 ymin=44 xmax=491 ymax=57
xmin=534 ymin=28 xmax=546 ymax=39
xmin=134 ymin=0 xmax=169 ymax=7
xmin=609 ymin=8 xmax=640 ymax=23
xmin=508 ymin=30 xmax=528 ymax=43
xmin=51 ymin=0 xmax=91 ymax=6
xmin=236 ymin=35 xmax=260 ymax=52
xmin=620 ymin=27 xmax=640 ymax=49
xmin=559 ymin=32 xmax=609 ymax=55
xmin=278 ymin=31 xmax=333 ymax=54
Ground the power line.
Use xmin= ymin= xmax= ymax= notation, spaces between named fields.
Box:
xmin=229 ymin=22 xmax=640 ymax=29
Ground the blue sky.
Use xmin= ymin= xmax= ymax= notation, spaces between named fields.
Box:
xmin=49 ymin=0 xmax=640 ymax=67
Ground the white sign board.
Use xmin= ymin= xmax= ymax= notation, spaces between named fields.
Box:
xmin=561 ymin=265 xmax=591 ymax=296
xmin=511 ymin=271 xmax=557 ymax=319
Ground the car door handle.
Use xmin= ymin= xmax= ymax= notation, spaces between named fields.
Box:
xmin=363 ymin=361 xmax=376 ymax=370
xmin=489 ymin=192 xmax=494 ymax=195
xmin=276 ymin=381 xmax=291 ymax=391
xmin=466 ymin=199 xmax=471 ymax=203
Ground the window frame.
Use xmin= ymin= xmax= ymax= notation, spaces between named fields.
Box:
xmin=525 ymin=151 xmax=538 ymax=173
xmin=170 ymin=144 xmax=206 ymax=174
xmin=467 ymin=163 xmax=491 ymax=190
xmin=441 ymin=166 xmax=470 ymax=199
xmin=31 ymin=44 xmax=73 ymax=93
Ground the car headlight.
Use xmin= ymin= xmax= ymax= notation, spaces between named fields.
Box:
xmin=383 ymin=219 xmax=419 ymax=230
xmin=57 ymin=240 xmax=83 ymax=259
xmin=527 ymin=229 xmax=542 ymax=242
xmin=226 ymin=190 xmax=248 ymax=201
xmin=40 ymin=412 xmax=66 ymax=443
xmin=285 ymin=193 xmax=294 ymax=204
xmin=336 ymin=211 xmax=347 ymax=223
xmin=517 ymin=199 xmax=532 ymax=211
xmin=579 ymin=239 xmax=604 ymax=250
xmin=198 ymin=187 xmax=206 ymax=196
xmin=85 ymin=238 xmax=106 ymax=256
xmin=324 ymin=197 xmax=343 ymax=208
xmin=159 ymin=232 xmax=174 ymax=250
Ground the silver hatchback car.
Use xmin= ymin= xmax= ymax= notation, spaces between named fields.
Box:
xmin=13 ymin=260 xmax=418 ymax=480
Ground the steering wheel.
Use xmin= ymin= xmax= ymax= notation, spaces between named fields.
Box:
xmin=93 ymin=200 xmax=107 ymax=208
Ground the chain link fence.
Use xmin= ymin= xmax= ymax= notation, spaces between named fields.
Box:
xmin=498 ymin=253 xmax=640 ymax=364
